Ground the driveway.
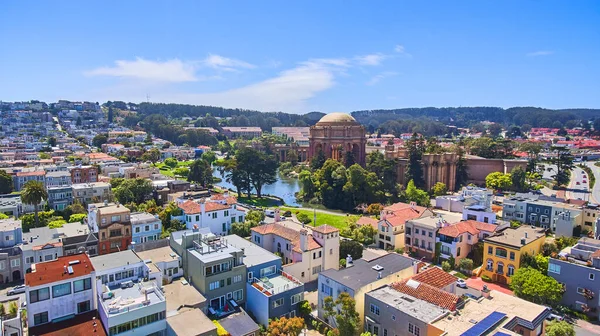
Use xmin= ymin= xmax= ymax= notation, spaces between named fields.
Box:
xmin=465 ymin=277 xmax=513 ymax=295
xmin=574 ymin=319 xmax=600 ymax=336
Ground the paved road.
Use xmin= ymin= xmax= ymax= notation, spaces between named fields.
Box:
xmin=566 ymin=166 xmax=591 ymax=201
xmin=584 ymin=161 xmax=600 ymax=204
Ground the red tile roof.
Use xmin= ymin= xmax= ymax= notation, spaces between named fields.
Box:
xmin=312 ymin=224 xmax=339 ymax=234
xmin=26 ymin=253 xmax=94 ymax=287
xmin=29 ymin=310 xmax=107 ymax=336
xmin=16 ymin=170 xmax=45 ymax=177
xmin=437 ymin=220 xmax=498 ymax=238
xmin=391 ymin=279 xmax=460 ymax=311
xmin=380 ymin=205 xmax=430 ymax=228
xmin=412 ymin=266 xmax=458 ymax=289
xmin=178 ymin=200 xmax=231 ymax=214
xmin=251 ymin=223 xmax=322 ymax=253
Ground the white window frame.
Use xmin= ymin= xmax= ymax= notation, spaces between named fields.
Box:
xmin=590 ymin=273 xmax=595 ymax=281
xmin=273 ymin=298 xmax=284 ymax=308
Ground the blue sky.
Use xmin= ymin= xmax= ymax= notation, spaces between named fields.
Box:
xmin=1 ymin=1 xmax=600 ymax=113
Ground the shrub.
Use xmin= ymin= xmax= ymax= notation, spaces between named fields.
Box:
xmin=482 ymin=274 xmax=492 ymax=282
xmin=454 ymin=272 xmax=468 ymax=279
xmin=394 ymin=248 xmax=404 ymax=254
xmin=69 ymin=213 xmax=87 ymax=223
xmin=339 ymin=259 xmax=346 ymax=268
xmin=283 ymin=210 xmax=292 ymax=217
xmin=296 ymin=212 xmax=312 ymax=224
xmin=458 ymin=258 xmax=474 ymax=272
xmin=48 ymin=219 xmax=67 ymax=229
xmin=441 ymin=261 xmax=452 ymax=272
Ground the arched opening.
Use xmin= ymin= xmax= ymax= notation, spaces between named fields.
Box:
xmin=12 ymin=270 xmax=20 ymax=281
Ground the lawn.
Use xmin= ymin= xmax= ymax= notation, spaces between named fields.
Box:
xmin=154 ymin=160 xmax=194 ymax=178
xmin=280 ymin=207 xmax=358 ymax=230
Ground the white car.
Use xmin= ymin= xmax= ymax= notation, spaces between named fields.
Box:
xmin=456 ymin=279 xmax=467 ymax=288
xmin=7 ymin=285 xmax=26 ymax=295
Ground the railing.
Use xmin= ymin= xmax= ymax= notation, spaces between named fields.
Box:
xmin=101 ymin=283 xmax=164 ymax=315
xmin=252 ymin=270 xmax=302 ymax=296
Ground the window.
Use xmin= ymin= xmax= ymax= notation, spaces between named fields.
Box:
xmin=254 ymin=236 xmax=261 ymax=244
xmin=109 ymin=229 xmax=122 ymax=237
xmin=459 ymin=235 xmax=463 ymax=242
xmin=508 ymin=265 xmax=515 ymax=276
xmin=497 ymin=262 xmax=504 ymax=274
xmin=77 ymin=300 xmax=91 ymax=314
xmin=577 ymin=287 xmax=586 ymax=295
xmin=145 ymin=225 xmax=150 ymax=232
xmin=312 ymin=265 xmax=322 ymax=274
xmin=44 ymin=254 xmax=53 ymax=261
xmin=457 ymin=247 xmax=461 ymax=256
xmin=590 ymin=273 xmax=595 ymax=281
xmin=212 ymin=213 xmax=217 ymax=219
xmin=321 ymin=284 xmax=333 ymax=296
xmin=415 ymin=229 xmax=419 ymax=234
xmin=406 ymin=227 xmax=412 ymax=235
xmin=238 ymin=216 xmax=243 ymax=222
xmin=135 ymin=227 xmax=140 ymax=233
xmin=233 ymin=275 xmax=242 ymax=283
xmin=110 ymin=241 xmax=121 ymax=249
xmin=495 ymin=248 xmax=507 ymax=258
xmin=273 ymin=298 xmax=284 ymax=308
xmin=52 ymin=282 xmax=71 ymax=298
xmin=222 ymin=223 xmax=227 ymax=232
xmin=291 ymin=293 xmax=303 ymax=305
xmin=209 ymin=281 xmax=221 ymax=290
xmin=30 ymin=287 xmax=50 ymax=303
xmin=10 ymin=259 xmax=19 ymax=267
xmin=260 ymin=265 xmax=276 ymax=277
xmin=421 ymin=230 xmax=425 ymax=236
xmin=428 ymin=232 xmax=433 ymax=238
xmin=330 ymin=248 xmax=333 ymax=255
xmin=233 ymin=289 xmax=243 ymax=301
xmin=225 ymin=210 xmax=229 ymax=216
xmin=370 ymin=304 xmax=380 ymax=315
xmin=73 ymin=278 xmax=92 ymax=292
xmin=414 ymin=238 xmax=419 ymax=246
xmin=34 ymin=312 xmax=49 ymax=326
xmin=374 ymin=326 xmax=379 ymax=335
xmin=548 ymin=263 xmax=561 ymax=274
xmin=488 ymin=246 xmax=493 ymax=254
xmin=154 ymin=224 xmax=159 ymax=230
xmin=486 ymin=259 xmax=493 ymax=271
xmin=509 ymin=252 xmax=515 ymax=261
xmin=111 ymin=215 xmax=121 ymax=222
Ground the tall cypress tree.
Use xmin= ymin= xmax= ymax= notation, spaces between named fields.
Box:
xmin=405 ymin=133 xmax=425 ymax=188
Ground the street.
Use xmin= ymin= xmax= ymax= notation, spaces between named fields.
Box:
xmin=584 ymin=161 xmax=600 ymax=204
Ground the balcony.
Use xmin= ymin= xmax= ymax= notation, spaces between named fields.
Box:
xmin=251 ymin=270 xmax=302 ymax=297
xmin=99 ymin=281 xmax=165 ymax=316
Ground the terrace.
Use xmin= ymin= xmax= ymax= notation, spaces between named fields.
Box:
xmin=251 ymin=270 xmax=302 ymax=296
xmin=99 ymin=281 xmax=165 ymax=316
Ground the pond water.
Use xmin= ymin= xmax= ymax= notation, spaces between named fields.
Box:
xmin=213 ymin=168 xmax=302 ymax=206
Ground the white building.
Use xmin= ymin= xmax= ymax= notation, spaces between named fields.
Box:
xmin=177 ymin=193 xmax=245 ymax=235
xmin=25 ymin=254 xmax=97 ymax=328
xmin=251 ymin=221 xmax=340 ymax=283
xmin=135 ymin=246 xmax=183 ymax=285
xmin=90 ymin=250 xmax=147 ymax=288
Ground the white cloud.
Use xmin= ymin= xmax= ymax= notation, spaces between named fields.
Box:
xmin=355 ymin=53 xmax=387 ymax=66
xmin=395 ymin=45 xmax=406 ymax=53
xmin=153 ymin=59 xmax=346 ymax=112
xmin=527 ymin=50 xmax=554 ymax=57
xmin=366 ymin=71 xmax=398 ymax=86
xmin=84 ymin=57 xmax=198 ymax=82
xmin=202 ymin=54 xmax=256 ymax=71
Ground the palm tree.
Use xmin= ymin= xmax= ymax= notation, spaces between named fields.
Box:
xmin=21 ymin=180 xmax=48 ymax=227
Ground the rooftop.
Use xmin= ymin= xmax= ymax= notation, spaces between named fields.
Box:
xmin=130 ymin=212 xmax=160 ymax=225
xmin=432 ymin=290 xmax=550 ymax=336
xmin=311 ymin=224 xmax=339 ymax=234
xmin=251 ymin=222 xmax=322 ymax=253
xmin=251 ymin=271 xmax=302 ymax=296
xmin=135 ymin=246 xmax=180 ymax=264
xmin=390 ymin=279 xmax=460 ymax=311
xmin=367 ymin=285 xmax=447 ymax=322
xmin=28 ymin=310 xmax=107 ymax=336
xmin=163 ymin=279 xmax=207 ymax=313
xmin=71 ymin=182 xmax=110 ymax=190
xmin=407 ymin=214 xmax=461 ymax=229
xmin=91 ymin=203 xmax=130 ymax=215
xmin=22 ymin=226 xmax=61 ymax=251
xmin=438 ymin=220 xmax=499 ymax=238
xmin=411 ymin=266 xmax=458 ymax=289
xmin=178 ymin=199 xmax=231 ymax=214
xmin=316 ymin=112 xmax=358 ymax=125
xmin=320 ymin=253 xmax=414 ymax=291
xmin=218 ymin=310 xmax=260 ymax=336
xmin=225 ymin=234 xmax=279 ymax=268
xmin=100 ymin=281 xmax=165 ymax=316
xmin=90 ymin=250 xmax=143 ymax=273
xmin=188 ymin=235 xmax=242 ymax=264
xmin=0 ymin=218 xmax=21 ymax=232
xmin=167 ymin=308 xmax=216 ymax=336
xmin=26 ymin=253 xmax=94 ymax=287
xmin=57 ymin=221 xmax=91 ymax=238
xmin=484 ymin=226 xmax=546 ymax=248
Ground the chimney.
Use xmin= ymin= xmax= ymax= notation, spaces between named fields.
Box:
xmin=410 ymin=201 xmax=416 ymax=209
xmin=103 ymin=200 xmax=108 ymax=206
xmin=521 ymin=237 xmax=527 ymax=245
xmin=274 ymin=208 xmax=280 ymax=222
xmin=199 ymin=198 xmax=205 ymax=213
xmin=413 ymin=260 xmax=419 ymax=274
xmin=381 ymin=210 xmax=387 ymax=221
xmin=525 ymin=232 xmax=528 ymax=238
xmin=299 ymin=229 xmax=308 ymax=252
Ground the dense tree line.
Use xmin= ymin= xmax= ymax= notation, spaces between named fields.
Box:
xmin=139 ymin=114 xmax=218 ymax=146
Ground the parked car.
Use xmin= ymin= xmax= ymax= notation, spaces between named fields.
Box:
xmin=576 ymin=181 xmax=581 ymax=185
xmin=7 ymin=285 xmax=26 ymax=295
xmin=456 ymin=279 xmax=467 ymax=288
xmin=264 ymin=209 xmax=275 ymax=217
xmin=546 ymin=313 xmax=564 ymax=321
xmin=583 ymin=180 xmax=587 ymax=183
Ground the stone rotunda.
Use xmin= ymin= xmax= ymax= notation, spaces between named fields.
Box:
xmin=308 ymin=112 xmax=366 ymax=166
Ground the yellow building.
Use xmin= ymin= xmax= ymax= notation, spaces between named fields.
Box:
xmin=481 ymin=226 xmax=546 ymax=284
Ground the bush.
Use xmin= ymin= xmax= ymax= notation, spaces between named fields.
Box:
xmin=296 ymin=212 xmax=312 ymax=225
xmin=283 ymin=210 xmax=292 ymax=217
xmin=482 ymin=274 xmax=492 ymax=282
xmin=48 ymin=219 xmax=67 ymax=229
xmin=339 ymin=259 xmax=346 ymax=268
xmin=458 ymin=258 xmax=474 ymax=272
xmin=394 ymin=248 xmax=404 ymax=254
xmin=441 ymin=261 xmax=452 ymax=272
xmin=0 ymin=213 xmax=9 ymax=220
xmin=69 ymin=213 xmax=87 ymax=223
xmin=454 ymin=272 xmax=468 ymax=279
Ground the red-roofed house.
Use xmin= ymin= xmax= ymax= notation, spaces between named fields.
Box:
xmin=251 ymin=222 xmax=340 ymax=283
xmin=14 ymin=169 xmax=45 ymax=191
xmin=25 ymin=253 xmax=97 ymax=329
xmin=391 ymin=279 xmax=461 ymax=311
xmin=178 ymin=193 xmax=246 ymax=235
xmin=437 ymin=220 xmax=500 ymax=264
xmin=376 ymin=202 xmax=434 ymax=250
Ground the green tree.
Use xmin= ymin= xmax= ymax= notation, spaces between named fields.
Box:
xmin=535 ymin=254 xmax=549 ymax=275
xmin=0 ymin=303 xmax=5 ymax=317
xmin=141 ymin=148 xmax=161 ymax=163
xmin=21 ymin=180 xmax=48 ymax=228
xmin=114 ymin=178 xmax=152 ymax=204
xmin=296 ymin=213 xmax=312 ymax=225
xmin=366 ymin=151 xmax=398 ymax=196
xmin=343 ymin=150 xmax=355 ymax=168
xmin=510 ymin=166 xmax=527 ymax=192
xmin=92 ymin=134 xmax=108 ymax=148
xmin=0 ymin=213 xmax=8 ymax=220
xmin=201 ymin=151 xmax=217 ymax=166
xmin=69 ymin=213 xmax=87 ymax=223
xmin=0 ymin=170 xmax=13 ymax=194
xmin=510 ymin=267 xmax=563 ymax=306
xmin=431 ymin=182 xmax=448 ymax=197
xmin=286 ymin=150 xmax=299 ymax=166
xmin=453 ymin=141 xmax=469 ymax=188
xmin=173 ymin=167 xmax=189 ymax=178
xmin=322 ymin=292 xmax=360 ymax=336
xmin=545 ymin=320 xmax=575 ymax=336
xmin=310 ymin=148 xmax=326 ymax=170
xmin=550 ymin=146 xmax=574 ymax=186
xmin=39 ymin=152 xmax=51 ymax=160
xmin=298 ymin=170 xmax=315 ymax=201
xmin=458 ymin=258 xmax=474 ymax=272
xmin=107 ymin=106 xmax=114 ymax=123
xmin=485 ymin=172 xmax=512 ymax=191
xmin=8 ymin=301 xmax=17 ymax=317
xmin=188 ymin=159 xmax=213 ymax=187
xmin=441 ymin=261 xmax=452 ymax=272
xmin=164 ymin=157 xmax=178 ymax=168
xmin=487 ymin=123 xmax=503 ymax=138
xmin=366 ymin=203 xmax=383 ymax=215
xmin=218 ymin=157 xmax=249 ymax=198
xmin=519 ymin=142 xmax=543 ymax=173
xmin=405 ymin=134 xmax=425 ymax=188
xmin=246 ymin=210 xmax=265 ymax=222
xmin=236 ymin=147 xmax=278 ymax=198
xmin=404 ymin=180 xmax=430 ymax=206
xmin=340 ymin=240 xmax=363 ymax=260
xmin=47 ymin=137 xmax=57 ymax=147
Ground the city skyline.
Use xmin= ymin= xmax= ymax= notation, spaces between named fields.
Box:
xmin=1 ymin=1 xmax=600 ymax=113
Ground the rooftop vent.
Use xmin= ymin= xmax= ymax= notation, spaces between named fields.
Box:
xmin=406 ymin=279 xmax=420 ymax=289
xmin=68 ymin=260 xmax=80 ymax=265
xmin=67 ymin=266 xmax=74 ymax=274
xmin=372 ymin=264 xmax=384 ymax=272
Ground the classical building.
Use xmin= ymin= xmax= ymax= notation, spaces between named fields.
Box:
xmin=308 ymin=113 xmax=367 ymax=166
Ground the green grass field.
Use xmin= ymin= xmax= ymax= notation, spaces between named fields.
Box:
xmin=280 ymin=207 xmax=358 ymax=230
